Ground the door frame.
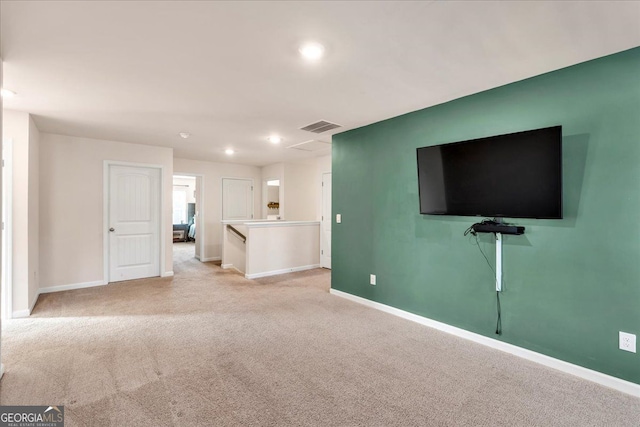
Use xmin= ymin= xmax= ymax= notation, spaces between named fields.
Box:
xmin=172 ymin=173 xmax=205 ymax=261
xmin=2 ymin=139 xmax=13 ymax=319
xmin=221 ymin=177 xmax=254 ymax=221
xmin=320 ymin=171 xmax=331 ymax=269
xmin=103 ymin=160 xmax=166 ymax=284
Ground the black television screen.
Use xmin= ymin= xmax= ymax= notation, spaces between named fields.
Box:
xmin=417 ymin=126 xmax=562 ymax=219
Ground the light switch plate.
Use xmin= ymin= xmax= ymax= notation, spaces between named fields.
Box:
xmin=336 ymin=214 xmax=341 ymax=223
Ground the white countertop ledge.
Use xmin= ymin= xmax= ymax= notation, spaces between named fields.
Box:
xmin=222 ymin=220 xmax=320 ymax=228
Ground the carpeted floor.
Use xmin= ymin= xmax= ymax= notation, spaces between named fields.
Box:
xmin=0 ymin=242 xmax=638 ymax=426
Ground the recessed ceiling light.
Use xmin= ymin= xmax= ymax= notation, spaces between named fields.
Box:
xmin=225 ymin=149 xmax=235 ymax=155
xmin=1 ymin=89 xmax=16 ymax=98
xmin=267 ymin=135 xmax=282 ymax=144
xmin=179 ymin=132 xmax=190 ymax=139
xmin=299 ymin=42 xmax=325 ymax=61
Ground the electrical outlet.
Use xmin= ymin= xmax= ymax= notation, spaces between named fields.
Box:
xmin=370 ymin=274 xmax=376 ymax=285
xmin=619 ymin=332 xmax=636 ymax=353
xmin=336 ymin=214 xmax=341 ymax=224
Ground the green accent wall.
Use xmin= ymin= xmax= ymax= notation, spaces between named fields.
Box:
xmin=332 ymin=48 xmax=640 ymax=384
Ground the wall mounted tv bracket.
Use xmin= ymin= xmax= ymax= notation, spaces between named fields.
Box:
xmin=470 ymin=219 xmax=525 ymax=291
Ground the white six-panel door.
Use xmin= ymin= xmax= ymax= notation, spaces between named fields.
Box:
xmin=109 ymin=165 xmax=161 ymax=282
xmin=321 ymin=172 xmax=332 ymax=269
xmin=222 ymin=178 xmax=253 ymax=220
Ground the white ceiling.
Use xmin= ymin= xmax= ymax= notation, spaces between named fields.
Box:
xmin=2 ymin=1 xmax=639 ymax=166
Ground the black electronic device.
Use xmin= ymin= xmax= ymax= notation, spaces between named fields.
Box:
xmin=471 ymin=223 xmax=525 ymax=235
xmin=416 ymin=126 xmax=562 ymax=219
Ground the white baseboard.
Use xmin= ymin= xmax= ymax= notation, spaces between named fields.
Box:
xmin=161 ymin=271 xmax=174 ymax=278
xmin=245 ymin=264 xmax=320 ymax=280
xmin=29 ymin=292 xmax=39 ymax=313
xmin=200 ymin=256 xmax=221 ymax=262
xmin=329 ymin=288 xmax=640 ymax=398
xmin=40 ymin=280 xmax=106 ymax=294
xmin=221 ymin=264 xmax=245 ymax=274
xmin=12 ymin=309 xmax=31 ymax=318
xmin=10 ymin=288 xmax=43 ymax=318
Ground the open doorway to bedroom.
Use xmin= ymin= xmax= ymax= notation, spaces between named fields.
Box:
xmin=172 ymin=175 xmax=203 ymax=267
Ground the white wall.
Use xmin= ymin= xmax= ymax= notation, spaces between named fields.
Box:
xmin=27 ymin=115 xmax=40 ymax=311
xmin=173 ymin=158 xmax=262 ymax=261
xmin=0 ymin=57 xmax=3 ymax=371
xmin=39 ymin=133 xmax=174 ymax=288
xmin=2 ymin=110 xmax=39 ymax=315
xmin=283 ymin=162 xmax=316 ymax=221
xmin=245 ymin=223 xmax=320 ymax=278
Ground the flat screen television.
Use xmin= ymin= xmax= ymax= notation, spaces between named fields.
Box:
xmin=417 ymin=126 xmax=562 ymax=219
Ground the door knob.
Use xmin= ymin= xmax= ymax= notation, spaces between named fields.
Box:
xmin=109 ymin=228 xmax=115 ymax=232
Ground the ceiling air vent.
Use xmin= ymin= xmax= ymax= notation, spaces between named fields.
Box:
xmin=299 ymin=120 xmax=341 ymax=134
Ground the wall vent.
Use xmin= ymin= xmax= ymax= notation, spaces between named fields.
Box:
xmin=299 ymin=120 xmax=341 ymax=134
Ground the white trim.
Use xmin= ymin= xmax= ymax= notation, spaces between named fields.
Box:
xmin=329 ymin=289 xmax=640 ymax=398
xmin=161 ymin=271 xmax=174 ymax=278
xmin=320 ymin=171 xmax=331 ymax=269
xmin=245 ymin=264 xmax=319 ymax=279
xmin=40 ymin=280 xmax=106 ymax=294
xmin=12 ymin=309 xmax=31 ymax=318
xmin=2 ymin=138 xmax=13 ymax=320
xmin=103 ymin=161 xmax=166 ymax=284
xmin=244 ymin=221 xmax=319 ymax=228
xmin=0 ymin=363 xmax=4 ymax=380
xmin=200 ymin=256 xmax=221 ymax=262
xmin=103 ymin=163 xmax=109 ymax=282
xmin=221 ymin=264 xmax=244 ymax=274
xmin=9 ymin=289 xmax=41 ymax=318
xmin=28 ymin=291 xmax=38 ymax=312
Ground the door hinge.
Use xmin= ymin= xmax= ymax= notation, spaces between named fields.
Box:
xmin=321 ymin=250 xmax=323 ymax=255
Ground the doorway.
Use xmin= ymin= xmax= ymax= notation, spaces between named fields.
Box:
xmin=172 ymin=174 xmax=203 ymax=264
xmin=105 ymin=163 xmax=162 ymax=282
xmin=263 ymin=179 xmax=281 ymax=220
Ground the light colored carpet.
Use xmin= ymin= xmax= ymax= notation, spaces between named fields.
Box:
xmin=0 ymin=242 xmax=638 ymax=426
